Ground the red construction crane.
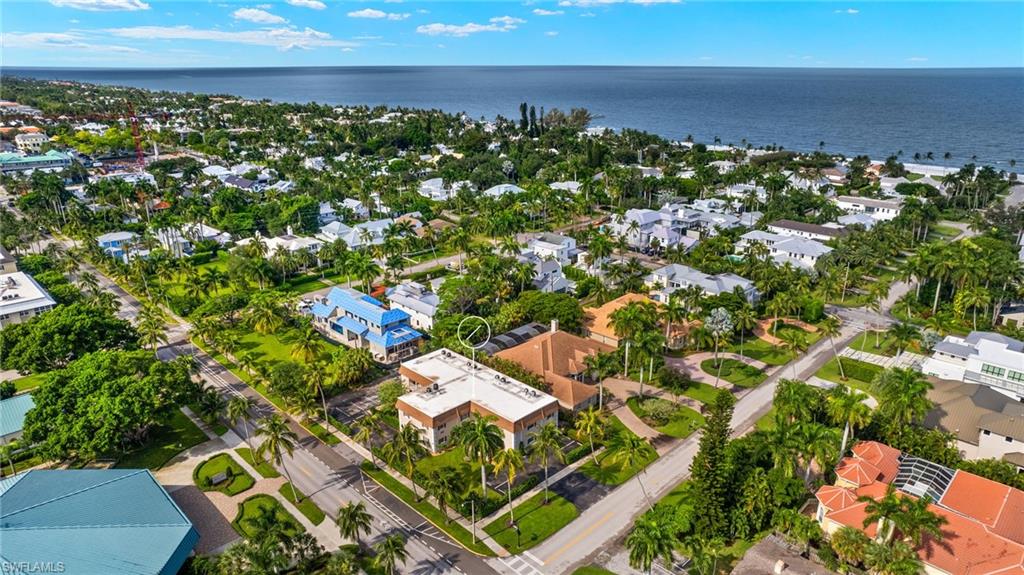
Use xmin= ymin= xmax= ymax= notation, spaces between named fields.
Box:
xmin=125 ymin=100 xmax=146 ymax=172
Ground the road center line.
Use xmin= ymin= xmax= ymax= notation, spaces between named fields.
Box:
xmin=542 ymin=510 xmax=615 ymax=564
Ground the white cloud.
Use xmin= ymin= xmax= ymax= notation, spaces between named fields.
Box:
xmin=2 ymin=31 xmax=141 ymax=53
xmin=347 ymin=8 xmax=410 ymax=20
xmin=49 ymin=0 xmax=149 ymax=11
xmin=105 ymin=25 xmax=357 ymax=51
xmin=417 ymin=15 xmax=524 ymax=37
xmin=533 ymin=8 xmax=564 ymax=15
xmin=353 ymin=35 xmax=383 ymax=40
xmin=834 ymin=8 xmax=859 ymax=14
xmin=907 ymin=56 xmax=928 ymax=62
xmin=285 ymin=0 xmax=326 ymax=9
xmin=559 ymin=0 xmax=678 ymax=5
xmin=232 ymin=8 xmax=287 ymax=24
xmin=255 ymin=3 xmax=271 ymax=8
xmin=545 ymin=30 xmax=559 ymax=36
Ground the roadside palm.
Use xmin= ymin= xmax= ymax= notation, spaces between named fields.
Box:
xmin=625 ymin=514 xmax=675 ymax=575
xmin=336 ymin=501 xmax=372 ymax=547
xmin=380 ymin=423 xmax=428 ymax=498
xmin=528 ymin=423 xmax=566 ymax=504
xmin=609 ymin=432 xmax=655 ymax=509
xmin=819 ymin=315 xmax=845 ymax=379
xmin=574 ymin=408 xmax=605 ymax=464
xmin=353 ymin=412 xmax=382 ymax=464
xmin=778 ymin=329 xmax=808 ymax=378
xmin=372 ymin=534 xmax=408 ymax=575
xmin=451 ymin=413 xmax=503 ymax=496
xmin=424 ymin=467 xmax=462 ymax=522
xmin=292 ymin=325 xmax=325 ymax=363
xmin=826 ymin=386 xmax=871 ymax=459
xmin=256 ymin=414 xmax=301 ymax=502
xmin=492 ymin=448 xmax=525 ymax=523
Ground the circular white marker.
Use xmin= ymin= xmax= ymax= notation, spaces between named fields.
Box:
xmin=456 ymin=315 xmax=492 ymax=351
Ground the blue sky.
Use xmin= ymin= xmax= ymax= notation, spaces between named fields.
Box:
xmin=2 ymin=1 xmax=1022 ymax=68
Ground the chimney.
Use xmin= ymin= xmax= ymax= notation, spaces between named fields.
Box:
xmin=550 ymin=319 xmax=558 ymax=333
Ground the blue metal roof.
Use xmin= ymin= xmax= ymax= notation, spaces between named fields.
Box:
xmin=365 ymin=326 xmax=423 ymax=348
xmin=0 ymin=394 xmax=34 ymax=438
xmin=0 ymin=469 xmax=198 ymax=575
xmin=336 ymin=315 xmax=369 ymax=336
xmin=323 ymin=287 xmax=409 ymax=326
xmin=311 ymin=301 xmax=333 ymax=319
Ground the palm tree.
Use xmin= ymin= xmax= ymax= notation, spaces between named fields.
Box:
xmin=826 ymin=386 xmax=871 ymax=460
xmin=889 ymin=322 xmax=920 ymax=356
xmin=256 ymin=414 xmax=301 ymax=502
xmin=336 ymin=501 xmax=372 ymax=547
xmin=372 ymin=533 xmax=408 ymax=575
xmin=451 ymin=413 xmax=503 ymax=496
xmin=226 ymin=396 xmax=259 ymax=452
xmin=734 ymin=305 xmax=757 ymax=359
xmin=609 ymin=432 xmax=654 ymax=509
xmin=794 ymin=421 xmax=837 ymax=483
xmin=492 ymin=448 xmax=524 ymax=523
xmin=778 ymin=329 xmax=808 ymax=378
xmin=137 ymin=303 xmax=168 ymax=353
xmin=291 ymin=325 xmax=325 ymax=363
xmin=306 ymin=362 xmax=333 ymax=434
xmin=661 ymin=296 xmax=686 ymax=348
xmin=625 ymin=515 xmax=675 ymax=575
xmin=704 ymin=307 xmax=734 ymax=385
xmin=895 ymin=495 xmax=947 ymax=546
xmin=353 ymin=411 xmax=382 ymax=464
xmin=381 ymin=424 xmax=427 ymax=498
xmin=424 ymin=467 xmax=462 ymax=522
xmin=583 ymin=352 xmax=617 ymax=409
xmin=865 ymin=540 xmax=922 ymax=575
xmin=830 ymin=525 xmax=871 ymax=566
xmin=819 ymin=315 xmax=845 ymax=379
xmin=323 ymin=548 xmax=359 ymax=575
xmin=874 ymin=368 xmax=933 ymax=434
xmin=247 ymin=292 xmax=284 ymax=335
xmin=574 ymin=408 xmax=605 ymax=464
xmin=528 ymin=423 xmax=566 ymax=504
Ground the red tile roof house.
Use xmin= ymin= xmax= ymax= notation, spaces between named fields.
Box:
xmin=814 ymin=440 xmax=1024 ymax=575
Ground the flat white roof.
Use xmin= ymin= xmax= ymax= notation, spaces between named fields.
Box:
xmin=399 ymin=348 xmax=557 ymax=422
xmin=0 ymin=272 xmax=56 ymax=316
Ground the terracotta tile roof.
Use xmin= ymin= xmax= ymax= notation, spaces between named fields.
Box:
xmin=836 ymin=456 xmax=882 ymax=486
xmin=815 ymin=485 xmax=857 ymax=511
xmin=495 ymin=330 xmax=612 ymax=411
xmin=941 ymin=471 xmax=1012 ymax=529
xmin=852 ymin=440 xmax=902 ymax=482
xmin=994 ymin=488 xmax=1024 ymax=546
xmin=582 ymin=293 xmax=657 ymax=343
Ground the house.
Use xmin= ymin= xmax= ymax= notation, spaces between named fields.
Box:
xmin=311 ymin=287 xmax=423 ymax=363
xmin=736 ymin=230 xmax=833 ymax=270
xmin=396 ymin=348 xmax=559 ymax=452
xmin=319 ymin=218 xmax=394 ymax=249
xmin=0 ymin=150 xmax=71 ymax=174
xmin=341 ymin=198 xmax=370 ymax=220
xmin=731 ymin=536 xmax=841 ymax=575
xmin=646 ymin=263 xmax=758 ymax=304
xmin=660 ymin=203 xmax=745 ymax=237
xmin=201 ymin=165 xmax=231 ymax=178
xmin=550 ymin=181 xmax=582 ymax=194
xmin=637 ymin=166 xmax=663 ymax=179
xmin=223 ymin=175 xmax=257 ymax=191
xmin=608 ymin=208 xmax=697 ymax=251
xmin=479 ymin=322 xmax=549 ymax=356
xmin=417 ymin=219 xmax=454 ymax=239
xmin=496 ymin=324 xmax=614 ymax=412
xmin=96 ymin=231 xmax=138 ymax=261
xmin=154 ymin=223 xmax=229 ymax=257
xmin=14 ymin=132 xmax=47 ymax=153
xmin=924 ymin=379 xmax=1024 ymax=467
xmin=766 ymin=219 xmax=847 ymax=242
xmin=997 ymin=303 xmax=1024 ymax=327
xmin=583 ymin=293 xmax=658 ymax=347
xmin=417 ymin=178 xmax=473 ymax=202
xmin=836 ymin=212 xmax=879 ymax=230
xmin=528 ymin=233 xmax=577 ymax=265
xmin=834 ymin=195 xmax=902 ymax=221
xmin=318 ymin=202 xmax=339 ymax=225
xmin=0 ymin=469 xmax=199 ymax=575
xmin=482 ymin=183 xmax=526 ymax=198
xmin=0 ymin=245 xmax=17 ymax=274
xmin=524 ymin=256 xmax=576 ymax=294
xmin=386 ymin=281 xmax=440 ymax=331
xmin=303 ymin=157 xmax=326 ymax=171
xmin=814 ymin=441 xmax=1024 ymax=575
xmin=0 ymin=394 xmax=34 ymax=442
xmin=920 ymin=331 xmax=1024 ymax=401
xmin=235 ymin=228 xmax=323 ymax=259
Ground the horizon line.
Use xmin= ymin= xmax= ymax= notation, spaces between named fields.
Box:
xmin=4 ymin=64 xmax=1023 ymax=72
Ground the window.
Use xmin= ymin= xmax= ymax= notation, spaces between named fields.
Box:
xmin=981 ymin=364 xmax=1006 ymax=378
xmin=1009 ymin=370 xmax=1024 ymax=383
xmin=1007 ymin=436 xmax=1014 ymax=443
xmin=983 ymin=429 xmax=991 ymax=436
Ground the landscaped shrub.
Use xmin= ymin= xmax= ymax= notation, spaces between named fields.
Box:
xmin=842 ymin=359 xmax=883 ymax=383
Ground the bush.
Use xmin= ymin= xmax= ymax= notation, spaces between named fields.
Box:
xmin=844 ymin=360 xmax=882 ymax=383
xmin=189 ymin=251 xmax=215 ymax=266
xmin=801 ymin=298 xmax=825 ymax=322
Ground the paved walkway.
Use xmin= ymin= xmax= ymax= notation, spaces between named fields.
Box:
xmin=602 ymin=377 xmax=699 ymax=446
xmin=753 ymin=317 xmax=818 ymax=345
xmin=840 ymin=347 xmax=927 ymax=370
xmin=664 ymin=351 xmax=772 ymax=386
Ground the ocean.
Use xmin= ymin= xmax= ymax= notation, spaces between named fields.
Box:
xmin=6 ymin=66 xmax=1023 ymax=167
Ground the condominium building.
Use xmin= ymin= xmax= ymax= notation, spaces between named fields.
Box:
xmin=0 ymin=272 xmax=56 ymax=327
xmin=921 ymin=331 xmax=1024 ymax=401
xmin=311 ymin=287 xmax=423 ymax=363
xmin=0 ymin=150 xmax=72 ymax=174
xmin=814 ymin=441 xmax=1024 ymax=575
xmin=396 ymin=348 xmax=559 ymax=452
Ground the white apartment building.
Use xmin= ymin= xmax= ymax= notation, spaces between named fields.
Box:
xmin=834 ymin=195 xmax=903 ymax=221
xmin=921 ymin=331 xmax=1024 ymax=401
xmin=14 ymin=132 xmax=47 ymax=153
xmin=766 ymin=219 xmax=848 ymax=242
xmin=396 ymin=349 xmax=559 ymax=453
xmin=0 ymin=272 xmax=56 ymax=327
xmin=737 ymin=230 xmax=834 ymax=270
xmin=528 ymin=233 xmax=577 ymax=266
xmin=386 ymin=281 xmax=440 ymax=331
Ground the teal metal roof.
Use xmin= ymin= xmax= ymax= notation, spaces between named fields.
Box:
xmin=0 ymin=394 xmax=34 ymax=438
xmin=0 ymin=469 xmax=199 ymax=575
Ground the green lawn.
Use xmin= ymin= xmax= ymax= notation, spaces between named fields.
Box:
xmin=725 ymin=337 xmax=792 ymax=366
xmin=193 ymin=453 xmax=254 ymax=496
xmin=626 ymin=397 xmax=704 ymax=439
xmin=236 ymin=447 xmax=281 ymax=478
xmin=905 ymin=172 xmax=925 ymax=181
xmin=232 ymin=494 xmax=303 ymax=539
xmin=815 ymin=357 xmax=883 ymax=397
xmin=484 ymin=493 xmax=578 ymax=554
xmin=360 ymin=462 xmax=495 ymax=556
xmin=10 ymin=372 xmax=48 ymax=392
xmin=0 ymin=453 xmax=47 ymax=477
xmin=929 ymin=223 xmax=961 ymax=239
xmin=755 ymin=407 xmax=777 ymax=431
xmin=699 ymin=358 xmax=766 ymax=388
xmin=579 ymin=417 xmax=659 ymax=485
xmin=279 ymin=482 xmax=327 ymax=525
xmin=572 ymin=567 xmax=617 ymax=575
xmin=115 ymin=408 xmax=209 ymax=470
xmin=850 ymin=331 xmax=897 ymax=356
